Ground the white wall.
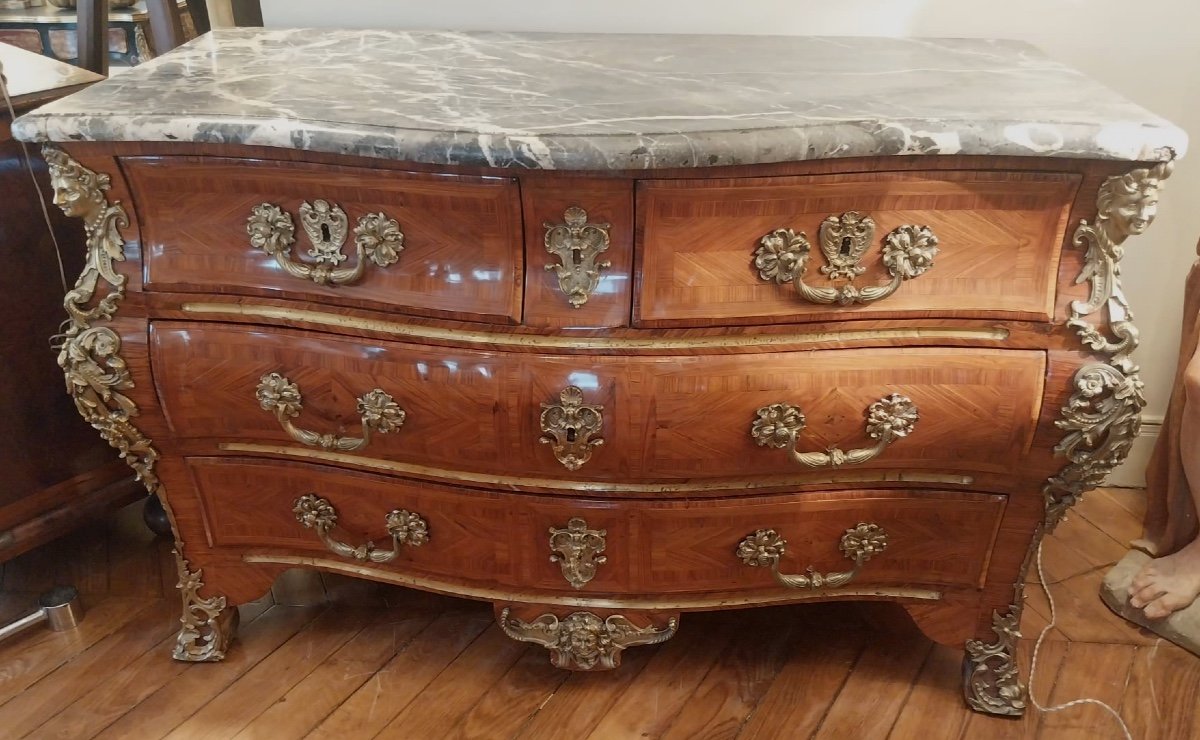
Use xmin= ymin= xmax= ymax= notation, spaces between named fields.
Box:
xmin=262 ymin=0 xmax=1200 ymax=484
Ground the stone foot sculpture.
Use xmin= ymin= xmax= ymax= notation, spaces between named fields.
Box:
xmin=1102 ymin=550 xmax=1200 ymax=655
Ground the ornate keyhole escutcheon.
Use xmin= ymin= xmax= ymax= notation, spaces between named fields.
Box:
xmin=549 ymin=517 xmax=607 ymax=589
xmin=544 ymin=206 xmax=612 ymax=308
xmin=539 ymin=385 xmax=605 ymax=470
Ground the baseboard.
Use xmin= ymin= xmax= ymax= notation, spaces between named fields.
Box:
xmin=1106 ymin=414 xmax=1164 ymax=488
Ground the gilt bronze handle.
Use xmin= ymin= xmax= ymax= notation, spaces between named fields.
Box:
xmin=293 ymin=494 xmax=428 ymax=563
xmin=751 ymin=393 xmax=917 ymax=468
xmin=753 ymin=212 xmax=938 ymax=305
xmin=255 ymin=372 xmax=406 ymax=452
xmin=246 ymin=200 xmax=403 ymax=286
xmin=737 ymin=523 xmax=888 ymax=590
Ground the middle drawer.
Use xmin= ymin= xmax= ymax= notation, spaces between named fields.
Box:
xmin=150 ymin=322 xmax=1045 ymax=486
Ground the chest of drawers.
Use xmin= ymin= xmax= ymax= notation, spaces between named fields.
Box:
xmin=15 ymin=29 xmax=1186 ymax=716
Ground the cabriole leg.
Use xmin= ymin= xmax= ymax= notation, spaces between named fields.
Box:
xmin=172 ymin=550 xmax=238 ymax=662
xmin=963 ymin=604 xmax=1026 ymax=716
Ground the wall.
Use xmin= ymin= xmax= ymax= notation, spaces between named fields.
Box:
xmin=260 ymin=0 xmax=1200 ymax=484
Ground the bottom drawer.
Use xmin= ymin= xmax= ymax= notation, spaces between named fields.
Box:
xmin=189 ymin=457 xmax=1005 ymax=596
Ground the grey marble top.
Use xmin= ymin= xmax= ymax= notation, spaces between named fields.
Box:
xmin=11 ymin=28 xmax=1187 ymax=169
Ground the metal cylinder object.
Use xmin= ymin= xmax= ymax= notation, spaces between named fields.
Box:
xmin=40 ymin=586 xmax=83 ymax=632
xmin=0 ymin=586 xmax=83 ymax=642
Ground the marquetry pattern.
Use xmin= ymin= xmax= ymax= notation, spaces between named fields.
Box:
xmin=188 ymin=459 xmax=1002 ymax=595
xmin=636 ymin=170 xmax=1077 ymax=325
xmin=0 ymin=489 xmax=1191 ymax=739
xmin=150 ymin=322 xmax=1046 ymax=482
xmin=124 ymin=157 xmax=525 ymax=322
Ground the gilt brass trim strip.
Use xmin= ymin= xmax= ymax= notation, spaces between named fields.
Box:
xmin=179 ymin=303 xmax=1010 ymax=350
xmin=217 ymin=442 xmax=975 ymax=492
xmin=241 ymin=554 xmax=943 ymax=608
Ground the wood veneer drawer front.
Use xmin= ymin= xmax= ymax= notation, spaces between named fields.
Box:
xmin=125 ymin=156 xmax=524 ymax=324
xmin=641 ymin=489 xmax=1005 ymax=592
xmin=522 ymin=179 xmax=635 ymax=329
xmin=190 ymin=458 xmax=525 ymax=586
xmin=150 ymin=322 xmax=1045 ymax=482
xmin=189 ymin=457 xmax=1002 ymax=594
xmin=635 ymin=170 xmax=1080 ymax=326
xmin=639 ymin=346 xmax=1045 ymax=479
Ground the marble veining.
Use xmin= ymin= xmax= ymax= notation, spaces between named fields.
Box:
xmin=11 ymin=28 xmax=1187 ymax=169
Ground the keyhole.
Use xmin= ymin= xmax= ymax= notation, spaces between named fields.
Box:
xmin=566 ymin=427 xmax=577 ymax=443
xmin=839 ymin=236 xmax=853 ymax=257
xmin=572 ymin=248 xmax=582 ymax=264
xmin=320 ymin=223 xmax=332 ymax=242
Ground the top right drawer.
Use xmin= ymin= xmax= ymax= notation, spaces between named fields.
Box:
xmin=634 ymin=170 xmax=1080 ymax=327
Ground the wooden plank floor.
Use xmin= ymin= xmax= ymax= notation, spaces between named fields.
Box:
xmin=0 ymin=488 xmax=1195 ymax=739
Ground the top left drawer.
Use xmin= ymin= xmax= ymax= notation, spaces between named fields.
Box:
xmin=124 ymin=157 xmax=525 ymax=324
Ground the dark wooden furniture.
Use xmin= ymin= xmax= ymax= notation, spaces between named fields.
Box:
xmin=0 ymin=1 xmax=195 ymax=68
xmin=0 ymin=43 xmax=141 ymax=561
xmin=73 ymin=0 xmax=104 ymax=75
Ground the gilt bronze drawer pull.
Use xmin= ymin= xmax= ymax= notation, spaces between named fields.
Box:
xmin=752 ymin=393 xmax=917 ymax=468
xmin=246 ymin=200 xmax=403 ymax=286
xmin=255 ymin=372 xmax=406 ymax=452
xmin=544 ymin=206 xmax=611 ymax=308
xmin=293 ymin=493 xmax=428 ymax=563
xmin=539 ymin=385 xmax=604 ymax=470
xmin=753 ymin=212 xmax=938 ymax=305
xmin=737 ymin=523 xmax=888 ymax=590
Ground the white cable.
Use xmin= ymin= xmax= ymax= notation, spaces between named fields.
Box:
xmin=1027 ymin=537 xmax=1134 ymax=740
xmin=0 ymin=57 xmax=71 ymax=295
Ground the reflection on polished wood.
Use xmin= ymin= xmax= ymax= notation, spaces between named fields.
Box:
xmin=523 ymin=179 xmax=633 ymax=328
xmin=187 ymin=457 xmax=998 ymax=598
xmin=636 ymin=170 xmax=1078 ymax=326
xmin=150 ymin=322 xmax=1044 ymax=483
xmin=125 ymin=156 xmax=525 ymax=324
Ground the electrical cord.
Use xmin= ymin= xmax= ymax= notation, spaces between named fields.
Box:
xmin=1027 ymin=537 xmax=1134 ymax=740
